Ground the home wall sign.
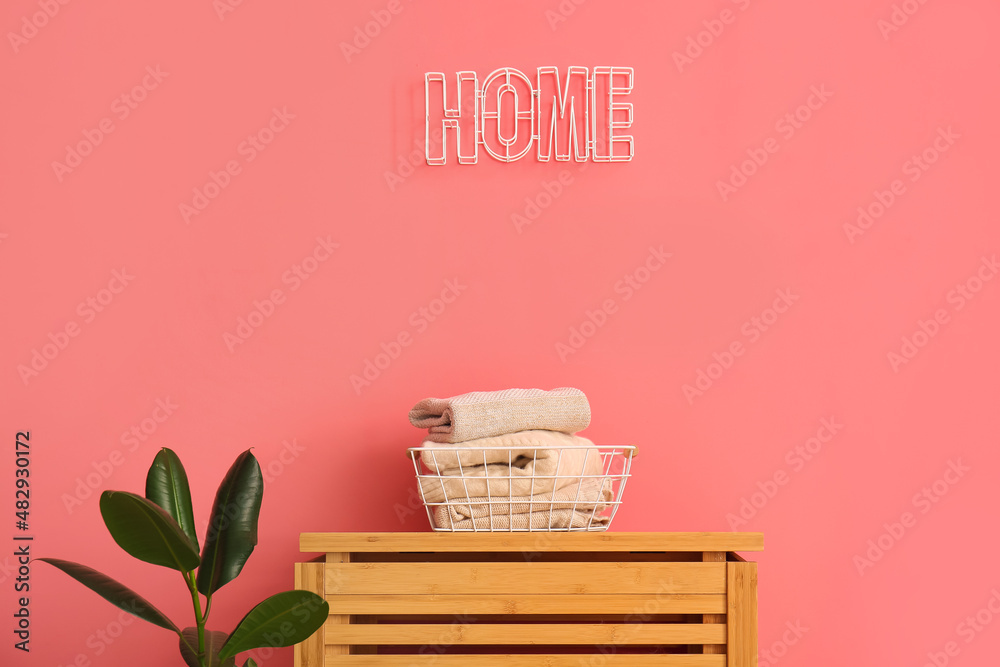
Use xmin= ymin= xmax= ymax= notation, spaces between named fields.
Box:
xmin=424 ymin=66 xmax=634 ymax=165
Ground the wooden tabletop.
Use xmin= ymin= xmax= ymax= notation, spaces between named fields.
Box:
xmin=300 ymin=531 xmax=764 ymax=553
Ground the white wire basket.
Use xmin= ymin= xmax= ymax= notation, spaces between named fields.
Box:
xmin=407 ymin=444 xmax=636 ymax=532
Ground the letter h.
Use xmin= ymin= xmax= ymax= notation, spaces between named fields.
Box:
xmin=425 ymin=71 xmax=479 ymax=165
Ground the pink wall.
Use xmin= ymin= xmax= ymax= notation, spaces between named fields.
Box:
xmin=4 ymin=0 xmax=1000 ymax=665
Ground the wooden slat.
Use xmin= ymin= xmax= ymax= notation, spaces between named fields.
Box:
xmin=294 ymin=562 xmax=325 ymax=667
xmin=327 ymin=593 xmax=727 ymax=615
xmin=302 ymin=532 xmax=763 ymax=554
xmin=326 ymin=655 xmax=726 ymax=666
xmin=351 ymin=551 xmax=702 ymax=563
xmin=349 ymin=615 xmax=376 ymax=656
xmin=326 ymin=562 xmax=725 ymax=595
xmin=328 ymin=622 xmax=726 ymax=645
xmin=727 ymin=562 xmax=758 ymax=667
xmin=326 ymin=553 xmax=349 ymax=656
xmin=368 ymin=614 xmax=694 ymax=624
xmin=703 ymin=553 xmax=727 ymax=655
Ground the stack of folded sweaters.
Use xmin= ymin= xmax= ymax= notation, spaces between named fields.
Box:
xmin=408 ymin=387 xmax=613 ymax=530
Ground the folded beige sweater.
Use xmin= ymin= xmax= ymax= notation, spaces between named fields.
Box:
xmin=431 ymin=477 xmax=613 ymax=526
xmin=409 ymin=387 xmax=591 ymax=443
xmin=418 ymin=432 xmax=605 ymax=504
xmin=433 ymin=507 xmax=610 ymax=530
xmin=418 ymin=430 xmax=598 ymax=472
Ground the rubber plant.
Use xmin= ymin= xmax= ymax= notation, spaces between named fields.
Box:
xmin=38 ymin=448 xmax=329 ymax=667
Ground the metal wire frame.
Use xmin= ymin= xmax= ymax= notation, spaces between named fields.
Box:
xmin=424 ymin=66 xmax=634 ymax=164
xmin=424 ymin=70 xmax=480 ymax=165
xmin=478 ymin=67 xmax=536 ymax=162
xmin=407 ymin=444 xmax=636 ymax=532
xmin=591 ymin=66 xmax=634 ymax=162
xmin=536 ymin=65 xmax=591 ymax=163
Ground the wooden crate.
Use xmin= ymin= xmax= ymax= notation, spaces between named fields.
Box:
xmin=294 ymin=532 xmax=762 ymax=667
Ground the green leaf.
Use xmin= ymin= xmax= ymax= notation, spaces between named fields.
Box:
xmin=100 ymin=491 xmax=200 ymax=572
xmin=243 ymin=660 xmax=258 ymax=667
xmin=179 ymin=628 xmax=236 ymax=667
xmin=196 ymin=450 xmax=263 ymax=595
xmin=146 ymin=448 xmax=199 ymax=551
xmin=36 ymin=558 xmax=179 ymax=633
xmin=218 ymin=590 xmax=330 ymax=661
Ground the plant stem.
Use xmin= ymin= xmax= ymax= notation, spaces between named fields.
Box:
xmin=184 ymin=571 xmax=207 ymax=667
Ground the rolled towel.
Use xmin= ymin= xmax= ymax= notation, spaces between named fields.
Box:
xmin=433 ymin=507 xmax=610 ymax=531
xmin=431 ymin=476 xmax=614 ymax=527
xmin=417 ymin=431 xmax=605 ymax=504
xmin=408 ymin=387 xmax=590 ymax=443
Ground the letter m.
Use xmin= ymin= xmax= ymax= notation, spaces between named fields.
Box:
xmin=425 ymin=71 xmax=478 ymax=165
xmin=535 ymin=66 xmax=589 ymax=162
